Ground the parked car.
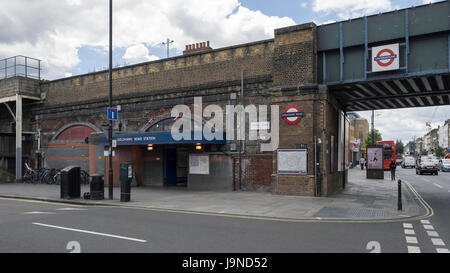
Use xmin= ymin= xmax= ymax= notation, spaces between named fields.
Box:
xmin=438 ymin=159 xmax=450 ymax=172
xmin=402 ymin=156 xmax=416 ymax=168
xmin=416 ymin=159 xmax=438 ymax=175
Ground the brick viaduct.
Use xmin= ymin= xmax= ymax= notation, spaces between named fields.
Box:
xmin=0 ymin=23 xmax=346 ymax=196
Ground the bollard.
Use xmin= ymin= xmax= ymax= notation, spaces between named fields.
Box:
xmin=398 ymin=180 xmax=402 ymax=211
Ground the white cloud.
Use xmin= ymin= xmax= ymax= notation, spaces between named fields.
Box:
xmin=123 ymin=44 xmax=159 ymax=65
xmin=312 ymin=0 xmax=394 ymax=20
xmin=358 ymin=106 xmax=450 ymax=143
xmin=0 ymin=0 xmax=295 ymax=80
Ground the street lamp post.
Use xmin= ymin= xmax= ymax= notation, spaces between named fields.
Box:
xmin=108 ymin=0 xmax=114 ymax=200
xmin=371 ymin=109 xmax=375 ymax=145
xmin=162 ymin=38 xmax=174 ymax=58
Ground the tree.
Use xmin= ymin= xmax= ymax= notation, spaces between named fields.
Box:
xmin=395 ymin=139 xmax=404 ymax=155
xmin=364 ymin=129 xmax=382 ymax=147
xmin=435 ymin=146 xmax=445 ymax=158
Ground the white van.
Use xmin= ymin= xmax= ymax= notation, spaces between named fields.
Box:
xmin=402 ymin=156 xmax=416 ymax=168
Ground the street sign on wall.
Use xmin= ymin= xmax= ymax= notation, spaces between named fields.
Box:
xmin=372 ymin=43 xmax=400 ymax=72
xmin=107 ymin=108 xmax=118 ymax=120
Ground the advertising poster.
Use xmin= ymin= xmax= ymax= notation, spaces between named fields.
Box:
xmin=367 ymin=147 xmax=383 ymax=170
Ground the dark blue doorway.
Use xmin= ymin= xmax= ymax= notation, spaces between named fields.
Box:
xmin=164 ymin=147 xmax=177 ymax=186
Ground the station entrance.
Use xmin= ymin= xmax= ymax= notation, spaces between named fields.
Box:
xmin=141 ymin=144 xmax=198 ymax=188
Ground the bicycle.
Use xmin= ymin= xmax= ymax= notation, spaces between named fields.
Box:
xmin=24 ymin=163 xmax=37 ymax=183
xmin=42 ymin=168 xmax=58 ymax=184
xmin=53 ymin=170 xmax=62 ymax=185
xmin=80 ymin=170 xmax=90 ymax=185
xmin=52 ymin=169 xmax=89 ymax=185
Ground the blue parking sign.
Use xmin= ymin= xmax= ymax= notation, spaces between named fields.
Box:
xmin=108 ymin=108 xmax=118 ymax=120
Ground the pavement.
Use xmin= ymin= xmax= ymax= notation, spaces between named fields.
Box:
xmin=0 ymin=168 xmax=428 ymax=221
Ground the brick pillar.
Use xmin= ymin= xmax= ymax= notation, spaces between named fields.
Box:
xmin=272 ymin=23 xmax=317 ymax=87
xmin=269 ymin=23 xmax=320 ymax=196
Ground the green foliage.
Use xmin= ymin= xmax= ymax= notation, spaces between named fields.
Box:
xmin=395 ymin=140 xmax=404 ymax=155
xmin=435 ymin=146 xmax=445 ymax=158
xmin=364 ymin=129 xmax=382 ymax=147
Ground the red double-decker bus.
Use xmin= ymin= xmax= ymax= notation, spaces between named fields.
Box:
xmin=376 ymin=140 xmax=396 ymax=170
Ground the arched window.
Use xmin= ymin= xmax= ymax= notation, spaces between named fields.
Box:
xmin=145 ymin=117 xmax=215 ymax=133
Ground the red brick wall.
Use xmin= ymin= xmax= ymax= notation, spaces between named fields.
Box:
xmin=234 ymin=154 xmax=273 ymax=191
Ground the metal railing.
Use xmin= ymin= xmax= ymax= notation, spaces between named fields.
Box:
xmin=0 ymin=55 xmax=41 ymax=80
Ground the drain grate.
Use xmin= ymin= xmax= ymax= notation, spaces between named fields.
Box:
xmin=314 ymin=206 xmax=392 ymax=219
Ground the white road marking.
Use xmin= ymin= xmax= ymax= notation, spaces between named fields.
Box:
xmin=433 ymin=183 xmax=443 ymax=189
xmin=366 ymin=241 xmax=381 ymax=253
xmin=404 ymin=229 xmax=415 ymax=235
xmin=420 ymin=220 xmax=431 ymax=224
xmin=436 ymin=248 xmax=450 ymax=253
xmin=32 ymin=223 xmax=147 ymax=243
xmin=55 ymin=208 xmax=87 ymax=211
xmin=403 ymin=223 xmax=413 ymax=229
xmin=24 ymin=211 xmax=55 ymax=215
xmin=431 ymin=238 xmax=445 ymax=246
xmin=423 ymin=225 xmax=434 ymax=230
xmin=405 ymin=237 xmax=418 ymax=244
xmin=427 ymin=231 xmax=439 ymax=237
xmin=407 ymin=246 xmax=421 ymax=253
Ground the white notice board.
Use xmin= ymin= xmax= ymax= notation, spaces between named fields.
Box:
xmin=189 ymin=154 xmax=210 ymax=175
xmin=277 ymin=149 xmax=307 ymax=174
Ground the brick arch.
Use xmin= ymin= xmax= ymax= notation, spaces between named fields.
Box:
xmin=143 ymin=114 xmax=214 ymax=133
xmin=51 ymin=122 xmax=102 ymax=142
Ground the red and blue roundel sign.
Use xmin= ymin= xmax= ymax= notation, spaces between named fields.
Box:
xmin=372 ymin=43 xmax=399 ymax=72
xmin=281 ymin=105 xmax=304 ymax=125
xmin=375 ymin=49 xmax=396 ymax=67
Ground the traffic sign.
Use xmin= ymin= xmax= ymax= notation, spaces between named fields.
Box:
xmin=108 ymin=108 xmax=118 ymax=120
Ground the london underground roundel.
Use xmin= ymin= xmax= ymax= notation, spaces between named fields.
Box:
xmin=372 ymin=43 xmax=399 ymax=72
xmin=375 ymin=49 xmax=396 ymax=67
xmin=281 ymin=105 xmax=304 ymax=125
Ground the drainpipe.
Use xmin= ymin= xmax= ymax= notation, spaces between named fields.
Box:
xmin=322 ymin=129 xmax=326 ymax=195
xmin=313 ymin=92 xmax=319 ymax=196
xmin=239 ymin=70 xmax=245 ymax=190
xmin=343 ymin=111 xmax=347 ymax=189
xmin=314 ymin=136 xmax=318 ymax=196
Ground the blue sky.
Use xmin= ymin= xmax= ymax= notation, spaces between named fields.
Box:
xmin=240 ymin=0 xmax=431 ymax=24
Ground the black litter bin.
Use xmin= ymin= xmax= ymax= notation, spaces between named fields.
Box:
xmin=60 ymin=166 xmax=81 ymax=199
xmin=120 ymin=162 xmax=133 ymax=202
xmin=90 ymin=174 xmax=104 ymax=200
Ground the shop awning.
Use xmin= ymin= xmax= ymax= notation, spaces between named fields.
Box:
xmin=100 ymin=131 xmax=226 ymax=146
